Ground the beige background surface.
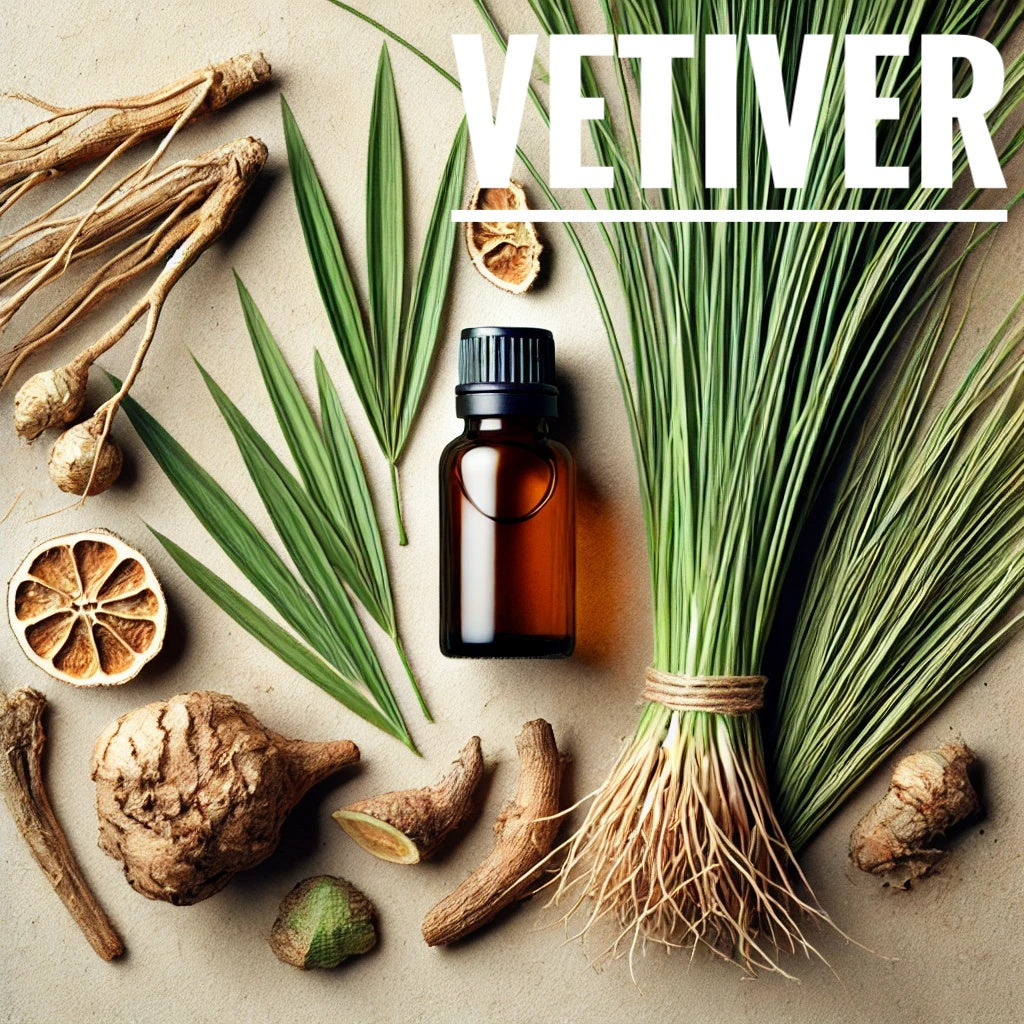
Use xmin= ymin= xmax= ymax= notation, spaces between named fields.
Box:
xmin=2 ymin=2 xmax=1023 ymax=1022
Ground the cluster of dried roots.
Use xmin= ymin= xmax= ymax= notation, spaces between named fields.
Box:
xmin=551 ymin=708 xmax=831 ymax=979
xmin=1 ymin=54 xmax=270 ymax=499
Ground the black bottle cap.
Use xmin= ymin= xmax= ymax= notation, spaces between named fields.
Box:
xmin=456 ymin=327 xmax=559 ymax=418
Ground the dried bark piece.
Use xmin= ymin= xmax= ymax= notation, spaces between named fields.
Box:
xmin=850 ymin=741 xmax=981 ymax=880
xmin=422 ymin=720 xmax=565 ymax=946
xmin=465 ymin=181 xmax=542 ymax=294
xmin=0 ymin=687 xmax=124 ymax=960
xmin=91 ymin=691 xmax=360 ymax=905
xmin=334 ymin=736 xmax=483 ymax=863
xmin=8 ymin=530 xmax=166 ymax=686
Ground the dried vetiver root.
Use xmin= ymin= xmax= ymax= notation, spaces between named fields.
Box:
xmin=0 ymin=687 xmax=124 ymax=961
xmin=8 ymin=136 xmax=267 ymax=499
xmin=91 ymin=691 xmax=359 ymax=905
xmin=8 ymin=530 xmax=166 ymax=686
xmin=13 ymin=363 xmax=88 ymax=440
xmin=850 ymin=742 xmax=980 ymax=881
xmin=3 ymin=136 xmax=267 ymax=385
xmin=465 ymin=181 xmax=542 ymax=294
xmin=334 ymin=736 xmax=483 ymax=863
xmin=0 ymin=53 xmax=270 ymax=214
xmin=269 ymin=875 xmax=377 ymax=969
xmin=422 ymin=720 xmax=564 ymax=946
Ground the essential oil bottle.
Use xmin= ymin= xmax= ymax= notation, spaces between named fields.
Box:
xmin=440 ymin=327 xmax=576 ymax=658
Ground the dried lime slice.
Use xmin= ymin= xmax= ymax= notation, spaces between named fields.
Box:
xmin=8 ymin=530 xmax=166 ymax=686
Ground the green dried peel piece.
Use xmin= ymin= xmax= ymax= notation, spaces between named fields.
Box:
xmin=270 ymin=876 xmax=377 ymax=970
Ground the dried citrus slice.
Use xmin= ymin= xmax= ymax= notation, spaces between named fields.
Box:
xmin=465 ymin=181 xmax=542 ymax=294
xmin=8 ymin=530 xmax=166 ymax=686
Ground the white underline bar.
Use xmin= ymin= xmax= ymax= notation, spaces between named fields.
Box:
xmin=451 ymin=208 xmax=1007 ymax=224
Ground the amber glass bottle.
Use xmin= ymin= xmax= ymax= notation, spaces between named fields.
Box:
xmin=440 ymin=327 xmax=576 ymax=658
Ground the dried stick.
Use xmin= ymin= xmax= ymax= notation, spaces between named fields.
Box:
xmin=0 ymin=687 xmax=124 ymax=961
xmin=422 ymin=720 xmax=565 ymax=946
xmin=0 ymin=53 xmax=270 ymax=202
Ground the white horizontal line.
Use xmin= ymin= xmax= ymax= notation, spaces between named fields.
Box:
xmin=451 ymin=208 xmax=1007 ymax=224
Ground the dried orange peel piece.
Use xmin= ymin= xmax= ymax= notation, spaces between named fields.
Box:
xmin=8 ymin=530 xmax=166 ymax=686
xmin=465 ymin=181 xmax=542 ymax=294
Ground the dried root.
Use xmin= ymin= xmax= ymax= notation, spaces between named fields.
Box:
xmin=0 ymin=687 xmax=124 ymax=960
xmin=335 ymin=736 xmax=483 ymax=864
xmin=850 ymin=742 xmax=980 ymax=881
xmin=421 ymin=720 xmax=564 ymax=946
xmin=47 ymin=412 xmax=124 ymax=494
xmin=551 ymin=708 xmax=829 ymax=978
xmin=0 ymin=53 xmax=270 ymax=214
xmin=91 ymin=691 xmax=360 ymax=905
xmin=1 ymin=59 xmax=270 ymax=502
xmin=6 ymin=136 xmax=266 ymax=500
xmin=2 ymin=137 xmax=267 ymax=382
xmin=13 ymin=363 xmax=88 ymax=439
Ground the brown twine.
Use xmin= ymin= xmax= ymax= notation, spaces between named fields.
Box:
xmin=642 ymin=667 xmax=767 ymax=715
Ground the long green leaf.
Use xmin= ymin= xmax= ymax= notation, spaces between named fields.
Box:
xmin=396 ymin=117 xmax=468 ymax=451
xmin=113 ymin=377 xmax=354 ymax=677
xmin=235 ymin=274 xmax=391 ymax=629
xmin=366 ymin=44 xmax=405 ymax=438
xmin=314 ymin=351 xmax=432 ymax=721
xmin=149 ymin=529 xmax=411 ymax=748
xmin=282 ymin=94 xmax=386 ymax=447
xmin=195 ymin=360 xmax=407 ymax=734
xmin=282 ymin=54 xmax=467 ymax=544
xmin=115 ymin=376 xmax=418 ymax=751
xmin=233 ymin=277 xmax=430 ymax=721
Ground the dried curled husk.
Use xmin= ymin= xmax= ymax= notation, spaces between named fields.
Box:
xmin=13 ymin=364 xmax=89 ymax=440
xmin=465 ymin=181 xmax=542 ymax=294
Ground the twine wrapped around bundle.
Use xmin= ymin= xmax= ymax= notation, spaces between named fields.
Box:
xmin=642 ymin=667 xmax=766 ymax=716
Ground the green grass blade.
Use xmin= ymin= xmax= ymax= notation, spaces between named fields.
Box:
xmin=282 ymin=95 xmax=386 ymax=449
xmin=149 ymin=528 xmax=413 ymax=749
xmin=196 ymin=362 xmax=411 ymax=738
xmin=234 ymin=274 xmax=392 ymax=628
xmin=396 ymin=117 xmax=468 ymax=454
xmin=314 ymin=352 xmax=432 ymax=721
xmin=366 ymin=43 xmax=405 ymax=443
xmin=113 ymin=376 xmax=353 ymax=675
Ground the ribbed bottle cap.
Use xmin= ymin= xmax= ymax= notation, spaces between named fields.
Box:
xmin=456 ymin=327 xmax=559 ymax=418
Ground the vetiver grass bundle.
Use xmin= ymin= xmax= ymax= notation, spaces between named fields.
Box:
xmin=514 ymin=0 xmax=1024 ymax=974
xmin=338 ymin=0 xmax=1024 ymax=972
xmin=775 ymin=267 xmax=1024 ymax=853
